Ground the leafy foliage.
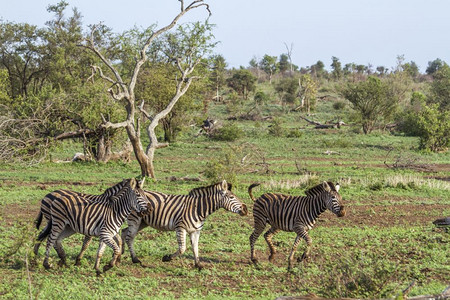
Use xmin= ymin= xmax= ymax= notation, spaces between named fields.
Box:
xmin=341 ymin=76 xmax=399 ymax=134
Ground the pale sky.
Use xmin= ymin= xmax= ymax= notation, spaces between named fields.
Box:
xmin=2 ymin=0 xmax=450 ymax=72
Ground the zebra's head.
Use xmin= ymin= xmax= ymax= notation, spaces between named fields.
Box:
xmin=321 ymin=181 xmax=345 ymax=217
xmin=217 ymin=180 xmax=248 ymax=216
xmin=112 ymin=178 xmax=152 ymax=217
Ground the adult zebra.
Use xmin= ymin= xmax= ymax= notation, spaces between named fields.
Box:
xmin=39 ymin=178 xmax=151 ymax=275
xmin=120 ymin=180 xmax=247 ymax=270
xmin=34 ymin=179 xmax=129 ymax=264
xmin=248 ymin=181 xmax=345 ymax=270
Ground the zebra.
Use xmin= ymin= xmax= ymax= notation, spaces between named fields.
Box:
xmin=39 ymin=178 xmax=151 ymax=275
xmin=248 ymin=181 xmax=345 ymax=270
xmin=120 ymin=180 xmax=248 ymax=270
xmin=34 ymin=179 xmax=129 ymax=264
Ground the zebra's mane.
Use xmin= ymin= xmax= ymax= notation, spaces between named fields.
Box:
xmin=188 ymin=181 xmax=228 ymax=196
xmin=305 ymin=182 xmax=336 ymax=196
xmin=103 ymin=179 xmax=127 ymax=197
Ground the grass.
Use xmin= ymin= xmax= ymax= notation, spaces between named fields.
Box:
xmin=0 ymin=100 xmax=449 ymax=299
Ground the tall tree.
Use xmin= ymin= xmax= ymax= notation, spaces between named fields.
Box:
xmin=80 ymin=0 xmax=213 ymax=178
xmin=330 ymin=56 xmax=342 ymax=80
xmin=209 ymin=54 xmax=227 ymax=101
xmin=260 ymin=54 xmax=278 ymax=83
xmin=227 ymin=68 xmax=257 ymax=100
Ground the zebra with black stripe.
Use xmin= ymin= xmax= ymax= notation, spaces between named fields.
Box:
xmin=121 ymin=180 xmax=248 ymax=269
xmin=39 ymin=178 xmax=151 ymax=275
xmin=248 ymin=181 xmax=345 ymax=270
xmin=34 ymin=180 xmax=128 ymax=264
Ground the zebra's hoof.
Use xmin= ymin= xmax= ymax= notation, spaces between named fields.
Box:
xmin=195 ymin=263 xmax=204 ymax=271
xmin=251 ymin=258 xmax=259 ymax=265
xmin=74 ymin=260 xmax=81 ymax=266
xmin=132 ymin=257 xmax=142 ymax=264
xmin=103 ymin=264 xmax=113 ymax=273
xmin=162 ymin=255 xmax=172 ymax=262
xmin=268 ymin=254 xmax=276 ymax=262
xmin=43 ymin=263 xmax=52 ymax=270
xmin=58 ymin=260 xmax=67 ymax=267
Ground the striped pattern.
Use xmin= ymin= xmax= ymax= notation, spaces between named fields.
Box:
xmin=34 ymin=180 xmax=128 ymax=264
xmin=248 ymin=181 xmax=345 ymax=270
xmin=40 ymin=178 xmax=150 ymax=275
xmin=121 ymin=180 xmax=247 ymax=269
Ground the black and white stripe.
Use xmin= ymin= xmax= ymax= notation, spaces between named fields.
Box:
xmin=34 ymin=180 xmax=128 ymax=264
xmin=248 ymin=181 xmax=345 ymax=270
xmin=121 ymin=180 xmax=248 ymax=269
xmin=40 ymin=178 xmax=150 ymax=275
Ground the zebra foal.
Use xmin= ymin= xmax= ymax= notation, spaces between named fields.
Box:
xmin=38 ymin=178 xmax=151 ymax=275
xmin=121 ymin=180 xmax=248 ymax=269
xmin=248 ymin=181 xmax=345 ymax=270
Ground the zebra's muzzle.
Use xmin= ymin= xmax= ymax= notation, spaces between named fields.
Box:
xmin=337 ymin=206 xmax=346 ymax=217
xmin=239 ymin=204 xmax=248 ymax=216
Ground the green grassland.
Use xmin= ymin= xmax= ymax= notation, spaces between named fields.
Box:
xmin=1 ymin=100 xmax=449 ymax=299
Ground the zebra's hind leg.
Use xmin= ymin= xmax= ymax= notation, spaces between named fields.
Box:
xmin=75 ymin=236 xmax=93 ymax=266
xmin=163 ymin=229 xmax=186 ymax=262
xmin=54 ymin=227 xmax=76 ymax=267
xmin=43 ymin=221 xmax=64 ymax=269
xmin=122 ymin=221 xmax=148 ymax=264
xmin=264 ymin=227 xmax=280 ymax=263
xmin=249 ymin=226 xmax=265 ymax=266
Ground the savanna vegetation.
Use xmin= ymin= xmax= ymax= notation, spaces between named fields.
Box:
xmin=0 ymin=1 xmax=449 ymax=299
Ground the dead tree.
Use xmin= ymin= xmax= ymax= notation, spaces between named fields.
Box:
xmin=79 ymin=0 xmax=211 ymax=178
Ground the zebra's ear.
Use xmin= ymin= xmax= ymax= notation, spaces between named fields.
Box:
xmin=335 ymin=183 xmax=340 ymax=192
xmin=322 ymin=181 xmax=332 ymax=192
xmin=221 ymin=180 xmax=228 ymax=190
xmin=129 ymin=178 xmax=137 ymax=189
xmin=137 ymin=177 xmax=146 ymax=189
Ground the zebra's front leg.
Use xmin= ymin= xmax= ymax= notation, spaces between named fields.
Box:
xmin=75 ymin=236 xmax=93 ymax=266
xmin=162 ymin=229 xmax=186 ymax=262
xmin=94 ymin=241 xmax=107 ymax=276
xmin=101 ymin=235 xmax=121 ymax=273
xmin=264 ymin=227 xmax=280 ymax=262
xmin=114 ymin=234 xmax=122 ymax=265
xmin=190 ymin=230 xmax=202 ymax=270
xmin=296 ymin=230 xmax=312 ymax=263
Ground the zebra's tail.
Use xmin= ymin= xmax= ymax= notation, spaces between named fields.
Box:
xmin=248 ymin=183 xmax=261 ymax=201
xmin=35 ymin=211 xmax=43 ymax=230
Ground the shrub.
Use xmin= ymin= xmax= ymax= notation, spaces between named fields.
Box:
xmin=286 ymin=128 xmax=303 ymax=138
xmin=211 ymin=123 xmax=244 ymax=141
xmin=333 ymin=101 xmax=346 ymax=110
xmin=268 ymin=118 xmax=285 ymax=137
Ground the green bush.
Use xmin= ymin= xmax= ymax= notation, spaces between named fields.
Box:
xmin=333 ymin=101 xmax=346 ymax=110
xmin=211 ymin=123 xmax=244 ymax=141
xmin=268 ymin=118 xmax=285 ymax=137
xmin=286 ymin=128 xmax=303 ymax=138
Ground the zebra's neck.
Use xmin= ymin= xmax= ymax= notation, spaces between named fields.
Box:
xmin=306 ymin=194 xmax=327 ymax=221
xmin=110 ymin=195 xmax=133 ymax=224
xmin=192 ymin=192 xmax=221 ymax=220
